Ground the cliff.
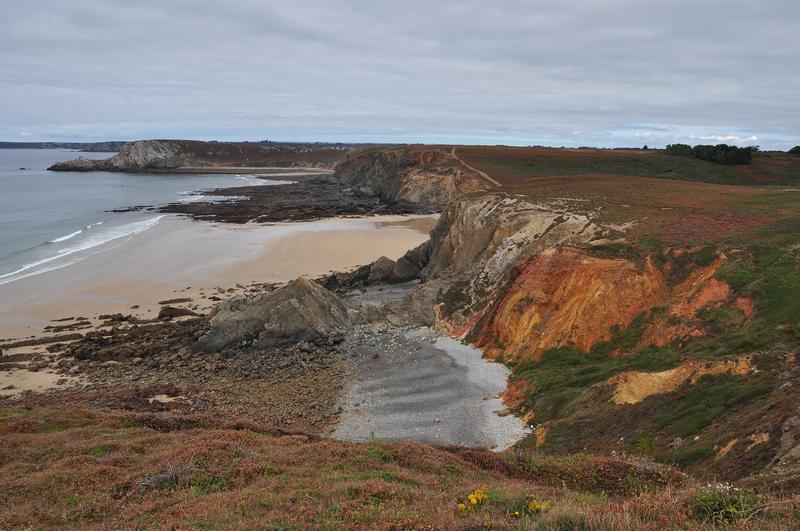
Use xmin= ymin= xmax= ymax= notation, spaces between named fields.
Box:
xmin=333 ymin=146 xmax=490 ymax=207
xmin=346 ymin=186 xmax=796 ymax=481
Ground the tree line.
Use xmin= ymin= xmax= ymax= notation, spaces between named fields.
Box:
xmin=665 ymin=143 xmax=759 ymax=165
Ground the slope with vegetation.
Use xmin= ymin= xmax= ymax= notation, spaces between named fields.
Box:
xmin=3 ymin=406 xmax=798 ymax=529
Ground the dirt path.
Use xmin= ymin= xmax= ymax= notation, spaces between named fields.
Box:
xmin=450 ymin=147 xmax=503 ymax=188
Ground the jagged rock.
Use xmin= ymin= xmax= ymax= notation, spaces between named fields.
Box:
xmin=393 ymin=241 xmax=430 ymax=281
xmin=367 ymin=256 xmax=397 ymax=284
xmin=772 ymin=416 xmax=800 ymax=465
xmin=196 ymin=277 xmax=361 ymax=352
xmin=158 ymin=306 xmax=200 ymax=320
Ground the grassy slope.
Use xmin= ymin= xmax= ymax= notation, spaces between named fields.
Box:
xmin=3 ymin=406 xmax=799 ymax=530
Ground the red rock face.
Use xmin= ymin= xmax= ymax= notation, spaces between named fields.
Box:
xmin=473 ymin=248 xmax=667 ymax=361
xmin=451 ymin=248 xmax=735 ymax=363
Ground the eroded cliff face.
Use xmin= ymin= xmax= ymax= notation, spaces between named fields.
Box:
xmin=402 ymin=194 xmax=603 ymax=335
xmin=474 ymin=250 xmax=666 ymax=361
xmin=333 ymin=147 xmax=488 ymax=208
xmin=404 ymin=193 xmax=739 ymax=365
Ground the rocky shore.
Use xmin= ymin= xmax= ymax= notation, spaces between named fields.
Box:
xmin=158 ymin=179 xmax=433 ymax=223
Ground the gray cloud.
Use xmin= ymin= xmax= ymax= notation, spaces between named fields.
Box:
xmin=1 ymin=0 xmax=798 ymax=148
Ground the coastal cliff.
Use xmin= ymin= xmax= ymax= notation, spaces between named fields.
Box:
xmin=333 ymin=146 xmax=490 ymax=207
xmin=10 ymin=141 xmax=800 ymax=504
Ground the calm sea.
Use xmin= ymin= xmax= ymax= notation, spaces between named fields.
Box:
xmin=0 ymin=149 xmax=287 ymax=285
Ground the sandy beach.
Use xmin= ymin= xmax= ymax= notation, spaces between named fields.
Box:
xmin=0 ymin=213 xmax=438 ymax=340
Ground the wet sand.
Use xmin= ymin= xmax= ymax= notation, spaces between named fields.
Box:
xmin=0 ymin=214 xmax=438 ymax=340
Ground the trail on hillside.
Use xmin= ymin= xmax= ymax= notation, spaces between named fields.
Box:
xmin=450 ymin=147 xmax=503 ymax=187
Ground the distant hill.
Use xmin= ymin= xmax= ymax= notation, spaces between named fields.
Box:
xmin=0 ymin=141 xmax=128 ymax=152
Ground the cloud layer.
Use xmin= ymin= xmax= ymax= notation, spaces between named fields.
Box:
xmin=1 ymin=0 xmax=798 ymax=148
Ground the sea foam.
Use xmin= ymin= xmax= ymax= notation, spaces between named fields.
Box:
xmin=0 ymin=216 xmax=163 ymax=285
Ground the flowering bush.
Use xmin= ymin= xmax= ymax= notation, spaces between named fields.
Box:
xmin=695 ymin=482 xmax=758 ymax=526
xmin=456 ymin=486 xmax=488 ymax=513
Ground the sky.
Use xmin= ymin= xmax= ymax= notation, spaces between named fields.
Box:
xmin=1 ymin=0 xmax=798 ymax=149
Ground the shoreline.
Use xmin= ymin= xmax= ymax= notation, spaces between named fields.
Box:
xmin=0 ymin=213 xmax=438 ymax=342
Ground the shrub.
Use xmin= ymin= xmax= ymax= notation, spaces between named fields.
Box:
xmin=789 ymin=146 xmax=800 ymax=155
xmin=666 ymin=143 xmax=755 ymax=164
xmin=665 ymin=143 xmax=693 ymax=156
xmin=695 ymin=483 xmax=759 ymax=526
xmin=692 ymin=144 xmax=754 ymax=165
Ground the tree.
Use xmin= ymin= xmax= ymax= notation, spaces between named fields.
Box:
xmin=790 ymin=146 xmax=800 ymax=155
xmin=666 ymin=143 xmax=693 ymax=156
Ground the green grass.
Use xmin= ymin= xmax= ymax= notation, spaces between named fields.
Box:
xmin=513 ymin=343 xmax=679 ymax=423
xmin=651 ymin=374 xmax=770 ymax=437
xmin=658 ymin=443 xmax=716 ymax=468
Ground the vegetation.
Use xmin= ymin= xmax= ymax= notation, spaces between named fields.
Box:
xmin=789 ymin=146 xmax=800 ymax=155
xmin=10 ymin=406 xmax=795 ymax=529
xmin=457 ymin=145 xmax=800 ymax=186
xmin=694 ymin=484 xmax=759 ymax=526
xmin=666 ymin=143 xmax=757 ymax=165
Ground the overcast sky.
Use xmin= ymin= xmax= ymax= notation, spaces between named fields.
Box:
xmin=1 ymin=0 xmax=798 ymax=148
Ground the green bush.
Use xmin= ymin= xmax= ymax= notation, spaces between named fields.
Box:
xmin=666 ymin=143 xmax=755 ymax=165
xmin=789 ymin=146 xmax=800 ymax=155
xmin=695 ymin=484 xmax=758 ymax=525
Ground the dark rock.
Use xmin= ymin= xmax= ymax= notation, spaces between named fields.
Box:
xmin=196 ymin=277 xmax=360 ymax=352
xmin=157 ymin=306 xmax=200 ymax=320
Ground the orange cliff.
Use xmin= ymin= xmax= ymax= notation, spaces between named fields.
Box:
xmin=474 ymin=248 xmax=666 ymax=361
xmin=465 ymin=248 xmax=736 ymax=363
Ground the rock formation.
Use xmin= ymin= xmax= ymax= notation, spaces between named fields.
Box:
xmin=196 ymin=277 xmax=361 ymax=352
xmin=333 ymin=147 xmax=489 ymax=207
xmin=48 ymin=140 xmax=184 ymax=171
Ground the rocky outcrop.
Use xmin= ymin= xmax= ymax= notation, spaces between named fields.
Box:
xmin=333 ymin=147 xmax=489 ymax=208
xmin=196 ymin=277 xmax=361 ymax=352
xmin=49 ymin=140 xmax=185 ymax=171
xmin=362 ymin=192 xmax=737 ymax=364
xmin=409 ymin=194 xmax=603 ymax=335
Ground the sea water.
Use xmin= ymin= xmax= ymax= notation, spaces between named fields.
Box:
xmin=0 ymin=149 xmax=290 ymax=285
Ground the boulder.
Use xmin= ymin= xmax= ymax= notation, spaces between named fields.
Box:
xmin=367 ymin=256 xmax=397 ymax=284
xmin=393 ymin=241 xmax=431 ymax=281
xmin=196 ymin=277 xmax=360 ymax=352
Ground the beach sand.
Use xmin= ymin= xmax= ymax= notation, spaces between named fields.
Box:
xmin=0 ymin=214 xmax=438 ymax=340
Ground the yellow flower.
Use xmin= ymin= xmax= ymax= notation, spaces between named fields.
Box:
xmin=527 ymin=498 xmax=551 ymax=514
xmin=470 ymin=496 xmax=478 ymax=505
xmin=457 ymin=503 xmax=466 ymax=512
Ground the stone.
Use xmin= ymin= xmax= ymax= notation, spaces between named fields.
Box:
xmin=196 ymin=277 xmax=361 ymax=352
xmin=157 ymin=306 xmax=200 ymax=320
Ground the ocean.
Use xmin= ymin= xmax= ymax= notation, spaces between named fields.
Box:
xmin=0 ymin=149 xmax=289 ymax=285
